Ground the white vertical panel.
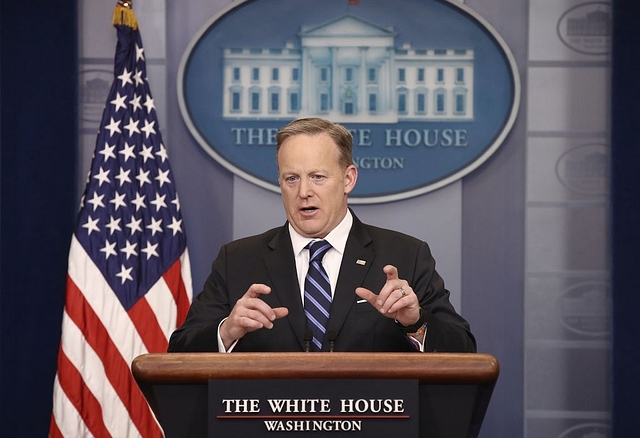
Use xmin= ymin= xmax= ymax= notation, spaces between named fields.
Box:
xmin=525 ymin=0 xmax=611 ymax=436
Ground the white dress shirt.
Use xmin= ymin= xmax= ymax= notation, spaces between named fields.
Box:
xmin=289 ymin=209 xmax=353 ymax=302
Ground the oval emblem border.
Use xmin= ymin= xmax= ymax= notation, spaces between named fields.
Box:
xmin=556 ymin=1 xmax=612 ymax=56
xmin=178 ymin=0 xmax=521 ymax=204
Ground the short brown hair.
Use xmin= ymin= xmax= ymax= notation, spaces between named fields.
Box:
xmin=276 ymin=118 xmax=353 ymax=169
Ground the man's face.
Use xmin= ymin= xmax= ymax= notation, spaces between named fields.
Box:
xmin=277 ymin=133 xmax=357 ymax=238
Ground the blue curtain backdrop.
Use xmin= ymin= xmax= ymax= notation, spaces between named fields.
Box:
xmin=1 ymin=0 xmax=639 ymax=436
xmin=0 ymin=0 xmax=77 ymax=434
xmin=611 ymin=0 xmax=640 ymax=436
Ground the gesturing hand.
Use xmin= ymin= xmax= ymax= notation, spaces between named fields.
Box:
xmin=219 ymin=284 xmax=289 ymax=350
xmin=355 ymin=265 xmax=421 ymax=327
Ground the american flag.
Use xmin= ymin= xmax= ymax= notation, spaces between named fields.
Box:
xmin=50 ymin=6 xmax=193 ymax=437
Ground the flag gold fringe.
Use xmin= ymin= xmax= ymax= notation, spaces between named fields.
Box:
xmin=112 ymin=4 xmax=138 ymax=30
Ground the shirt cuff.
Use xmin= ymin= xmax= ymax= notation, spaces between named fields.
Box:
xmin=407 ymin=323 xmax=428 ymax=352
xmin=217 ymin=317 xmax=238 ymax=353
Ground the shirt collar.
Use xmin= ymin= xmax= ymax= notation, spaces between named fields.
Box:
xmin=289 ymin=209 xmax=353 ymax=256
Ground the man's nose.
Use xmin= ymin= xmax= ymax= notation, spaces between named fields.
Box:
xmin=299 ymin=178 xmax=313 ymax=198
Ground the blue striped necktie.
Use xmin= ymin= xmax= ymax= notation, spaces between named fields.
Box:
xmin=304 ymin=240 xmax=333 ymax=351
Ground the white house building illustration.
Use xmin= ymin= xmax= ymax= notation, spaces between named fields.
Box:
xmin=222 ymin=14 xmax=474 ymax=123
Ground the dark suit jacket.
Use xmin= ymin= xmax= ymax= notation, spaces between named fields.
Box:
xmin=168 ymin=212 xmax=476 ymax=353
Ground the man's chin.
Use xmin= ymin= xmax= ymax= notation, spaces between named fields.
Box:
xmin=293 ymin=220 xmax=326 ymax=239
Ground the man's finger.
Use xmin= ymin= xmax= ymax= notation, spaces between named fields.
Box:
xmin=238 ymin=309 xmax=275 ymax=329
xmin=273 ymin=307 xmax=289 ymax=320
xmin=383 ymin=265 xmax=399 ymax=281
xmin=355 ymin=287 xmax=376 ymax=303
xmin=254 ymin=306 xmax=288 ymax=329
xmin=244 ymin=283 xmax=272 ymax=298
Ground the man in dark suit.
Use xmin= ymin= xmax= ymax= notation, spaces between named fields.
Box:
xmin=168 ymin=118 xmax=475 ymax=353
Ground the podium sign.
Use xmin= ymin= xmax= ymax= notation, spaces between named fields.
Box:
xmin=209 ymin=379 xmax=419 ymax=437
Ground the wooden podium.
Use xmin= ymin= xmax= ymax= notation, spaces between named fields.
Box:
xmin=132 ymin=352 xmax=499 ymax=438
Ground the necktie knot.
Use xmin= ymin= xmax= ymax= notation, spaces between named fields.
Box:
xmin=308 ymin=240 xmax=332 ymax=263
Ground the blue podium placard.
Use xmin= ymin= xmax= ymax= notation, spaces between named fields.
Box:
xmin=208 ymin=379 xmax=419 ymax=437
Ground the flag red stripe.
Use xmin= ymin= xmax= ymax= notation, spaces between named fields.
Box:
xmin=164 ymin=258 xmax=191 ymax=326
xmin=55 ymin=344 xmax=111 ymax=437
xmin=49 ymin=412 xmax=63 ymax=438
xmin=128 ymin=295 xmax=168 ymax=353
xmin=65 ymin=276 xmax=163 ymax=437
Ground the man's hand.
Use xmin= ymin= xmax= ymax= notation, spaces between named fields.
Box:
xmin=219 ymin=284 xmax=289 ymax=350
xmin=355 ymin=265 xmax=421 ymax=328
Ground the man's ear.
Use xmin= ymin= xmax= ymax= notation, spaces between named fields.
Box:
xmin=344 ymin=164 xmax=358 ymax=194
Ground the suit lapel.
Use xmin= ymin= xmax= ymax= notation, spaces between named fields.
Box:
xmin=262 ymin=225 xmax=308 ymax=348
xmin=327 ymin=214 xmax=375 ymax=341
